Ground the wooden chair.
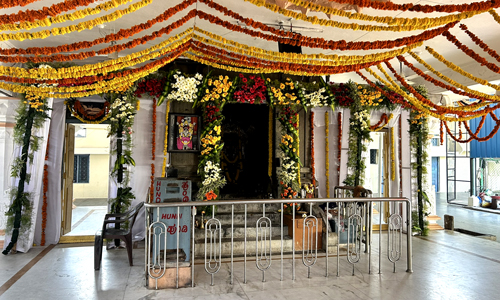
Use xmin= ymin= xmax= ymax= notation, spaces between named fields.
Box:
xmin=94 ymin=201 xmax=144 ymax=270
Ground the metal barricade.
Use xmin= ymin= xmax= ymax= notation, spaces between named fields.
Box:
xmin=144 ymin=197 xmax=412 ymax=289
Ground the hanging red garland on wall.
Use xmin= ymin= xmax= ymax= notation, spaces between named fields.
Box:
xmin=337 ymin=111 xmax=342 ymax=187
xmin=150 ymin=98 xmax=157 ymax=200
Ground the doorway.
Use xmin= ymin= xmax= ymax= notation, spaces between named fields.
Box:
xmin=61 ymin=124 xmax=110 ymax=242
xmin=220 ymin=104 xmax=270 ymax=199
xmin=366 ymin=130 xmax=390 ymax=229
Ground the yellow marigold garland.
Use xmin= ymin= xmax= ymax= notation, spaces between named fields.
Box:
xmin=420 ymin=48 xmax=500 ymax=93
xmin=297 ymin=113 xmax=301 ymax=187
xmin=325 ymin=110 xmax=330 ymax=198
xmin=0 ymin=0 xmax=135 ymax=31
xmin=257 ymin=0 xmax=485 ymax=28
xmin=365 ymin=66 xmax=490 ymax=122
xmin=193 ymin=29 xmax=423 ymax=66
xmin=0 ymin=31 xmax=193 ymax=80
xmin=243 ymin=0 xmax=463 ymax=32
xmin=390 ymin=126 xmax=395 ymax=181
xmin=0 ymin=0 xmax=153 ymax=42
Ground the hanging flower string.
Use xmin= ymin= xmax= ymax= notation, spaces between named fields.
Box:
xmin=391 ymin=127 xmax=396 ymax=181
xmin=310 ymin=111 xmax=316 ymax=187
xmin=440 ymin=120 xmax=444 ymax=145
xmin=162 ymin=100 xmax=171 ymax=177
xmin=150 ymin=98 xmax=156 ymax=200
xmin=268 ymin=105 xmax=273 ymax=178
xmin=325 ymin=110 xmax=330 ymax=198
xmin=41 ymin=134 xmax=50 ymax=246
xmin=370 ymin=113 xmax=393 ymax=131
xmin=337 ymin=111 xmax=342 ymax=187
xmin=296 ymin=113 xmax=301 ymax=187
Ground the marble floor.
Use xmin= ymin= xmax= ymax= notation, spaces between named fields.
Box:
xmin=2 ymin=199 xmax=500 ymax=299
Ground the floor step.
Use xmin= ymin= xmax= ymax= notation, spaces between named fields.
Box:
xmin=426 ymin=215 xmax=444 ymax=230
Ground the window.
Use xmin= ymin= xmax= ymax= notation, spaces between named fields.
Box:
xmin=370 ymin=149 xmax=378 ymax=164
xmin=431 ymin=138 xmax=440 ymax=146
xmin=74 ymin=154 xmax=89 ymax=183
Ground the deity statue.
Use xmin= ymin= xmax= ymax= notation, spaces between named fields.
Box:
xmin=177 ymin=117 xmax=196 ymax=150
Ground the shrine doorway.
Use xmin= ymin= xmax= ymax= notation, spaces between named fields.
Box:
xmin=220 ymin=104 xmax=270 ymax=199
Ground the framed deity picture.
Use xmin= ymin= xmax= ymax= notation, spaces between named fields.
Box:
xmin=167 ymin=113 xmax=202 ymax=153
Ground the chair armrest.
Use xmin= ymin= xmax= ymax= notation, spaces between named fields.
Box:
xmin=104 ymin=213 xmax=127 ymax=218
xmin=103 ymin=219 xmax=128 ymax=225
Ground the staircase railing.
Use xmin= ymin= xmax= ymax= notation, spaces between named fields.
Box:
xmin=144 ymin=196 xmax=412 ymax=289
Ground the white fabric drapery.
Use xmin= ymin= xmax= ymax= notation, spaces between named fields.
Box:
xmin=3 ymin=99 xmax=53 ymax=253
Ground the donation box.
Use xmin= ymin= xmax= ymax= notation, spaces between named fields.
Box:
xmin=151 ymin=178 xmax=192 ymax=262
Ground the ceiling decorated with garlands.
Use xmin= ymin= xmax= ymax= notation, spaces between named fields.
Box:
xmin=2 ymin=0 xmax=500 ymax=121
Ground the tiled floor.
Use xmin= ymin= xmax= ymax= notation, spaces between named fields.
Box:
xmin=1 ymin=199 xmax=500 ymax=299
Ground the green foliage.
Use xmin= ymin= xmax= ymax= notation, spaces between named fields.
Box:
xmin=109 ymin=187 xmax=135 ymax=215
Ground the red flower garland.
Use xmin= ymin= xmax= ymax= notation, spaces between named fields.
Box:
xmin=398 ymin=117 xmax=402 ymax=197
xmin=440 ymin=120 xmax=444 ymax=145
xmin=442 ymin=113 xmax=500 ymax=143
xmin=1 ymin=0 xmax=42 ymax=9
xmin=442 ymin=31 xmax=500 ymax=74
xmin=337 ymin=111 xmax=342 ymax=186
xmin=195 ymin=8 xmax=458 ymax=51
xmin=369 ymin=113 xmax=389 ymax=131
xmin=460 ymin=24 xmax=500 ymax=64
xmin=0 ymin=1 xmax=196 ymax=57
xmin=150 ymin=98 xmax=157 ymax=200
xmin=0 ymin=0 xmax=98 ymax=25
xmin=319 ymin=0 xmax=500 ymax=13
xmin=397 ymin=55 xmax=500 ymax=105
xmin=71 ymin=99 xmax=110 ymax=121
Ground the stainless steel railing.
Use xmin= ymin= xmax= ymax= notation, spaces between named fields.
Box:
xmin=144 ymin=196 xmax=412 ymax=289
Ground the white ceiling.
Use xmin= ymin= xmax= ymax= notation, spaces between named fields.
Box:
xmin=1 ymin=0 xmax=500 ymax=99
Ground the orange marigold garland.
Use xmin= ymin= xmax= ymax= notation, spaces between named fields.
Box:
xmin=325 ymin=110 xmax=330 ymax=198
xmin=440 ymin=120 xmax=444 ymax=145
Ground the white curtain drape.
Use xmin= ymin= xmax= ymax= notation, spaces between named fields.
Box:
xmin=3 ymin=99 xmax=53 ymax=253
xmin=33 ymin=99 xmax=65 ymax=246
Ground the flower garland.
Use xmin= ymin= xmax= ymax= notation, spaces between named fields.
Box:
xmin=244 ymin=0 xmax=476 ymax=31
xmin=310 ymin=112 xmax=316 ymax=187
xmin=0 ymin=3 xmax=196 ymax=58
xmin=300 ymin=80 xmax=332 ymax=109
xmin=325 ymin=110 xmax=330 ymax=198
xmin=0 ymin=0 xmax=153 ymax=42
xmin=409 ymin=107 xmax=430 ymax=236
xmin=278 ymin=106 xmax=301 ymax=192
xmin=344 ymin=81 xmax=370 ymax=187
xmin=0 ymin=0 xmax=98 ymax=25
xmin=1 ymin=0 xmax=41 ymax=9
xmin=0 ymin=32 xmax=192 ymax=80
xmin=0 ymin=0 xmax=135 ymax=31
xmin=194 ymin=8 xmax=457 ymax=51
xmin=296 ymin=113 xmax=301 ymax=187
xmin=298 ymin=0 xmax=500 ymax=13
xmin=162 ymin=100 xmax=171 ymax=177
xmin=65 ymin=98 xmax=110 ymax=124
xmin=337 ymin=111 xmax=342 ymax=187
xmin=443 ymin=114 xmax=500 ymax=143
xmin=369 ymin=113 xmax=392 ymax=131
xmin=193 ymin=28 xmax=424 ymax=66
xmin=150 ymin=98 xmax=156 ymax=200
xmin=399 ymin=116 xmax=403 ymax=197
xmin=460 ymin=23 xmax=500 ymax=64
xmin=398 ymin=54 xmax=500 ymax=103
xmin=268 ymin=106 xmax=273 ymax=178
xmin=41 ymin=134 xmax=49 ymax=246
xmin=257 ymin=0 xmax=485 ymax=27
xmin=442 ymin=31 xmax=500 ymax=75
xmin=197 ymin=75 xmax=235 ymax=200
xmin=366 ymin=64 xmax=497 ymax=122
xmin=423 ymin=47 xmax=500 ymax=92
xmin=234 ymin=74 xmax=267 ymax=104
xmin=390 ymin=127 xmax=395 ymax=181
xmin=440 ymin=120 xmax=444 ymax=145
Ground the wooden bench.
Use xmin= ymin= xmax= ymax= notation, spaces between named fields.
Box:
xmin=94 ymin=201 xmax=144 ymax=270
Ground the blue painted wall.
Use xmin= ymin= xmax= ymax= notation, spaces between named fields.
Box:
xmin=470 ymin=109 xmax=500 ymax=158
